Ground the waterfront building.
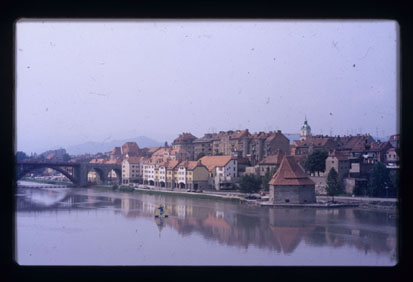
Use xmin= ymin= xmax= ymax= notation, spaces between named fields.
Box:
xmin=143 ymin=158 xmax=160 ymax=186
xmin=200 ymin=155 xmax=238 ymax=190
xmin=172 ymin=132 xmax=197 ymax=161
xmin=179 ymin=160 xmax=209 ymax=190
xmin=122 ymin=157 xmax=145 ymax=184
xmin=268 ymin=156 xmax=316 ymax=204
xmin=166 ymin=160 xmax=180 ymax=188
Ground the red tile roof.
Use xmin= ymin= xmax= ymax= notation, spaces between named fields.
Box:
xmin=200 ymin=155 xmax=233 ymax=172
xmin=268 ymin=156 xmax=315 ymax=186
xmin=259 ymin=152 xmax=285 ymax=165
xmin=294 ymin=136 xmax=331 ymax=147
xmin=166 ymin=160 xmax=180 ymax=170
xmin=329 ymin=151 xmax=349 ymax=161
xmin=265 ymin=131 xmax=289 ymax=143
xmin=230 ymin=129 xmax=250 ymax=140
xmin=124 ymin=156 xmax=145 ymax=164
xmin=147 ymin=147 xmax=161 ymax=153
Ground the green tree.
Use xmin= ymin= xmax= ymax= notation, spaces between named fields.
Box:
xmin=326 ymin=167 xmax=342 ymax=202
xmin=195 ymin=152 xmax=206 ymax=161
xmin=368 ymin=162 xmax=391 ymax=198
xmin=16 ymin=151 xmax=28 ymax=161
xmin=262 ymin=167 xmax=276 ymax=191
xmin=389 ymin=171 xmax=399 ymax=198
xmin=239 ymin=174 xmax=262 ymax=193
xmin=353 ymin=181 xmax=367 ymax=197
xmin=305 ymin=149 xmax=328 ymax=176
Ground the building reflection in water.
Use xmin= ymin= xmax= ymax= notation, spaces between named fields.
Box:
xmin=17 ymin=188 xmax=397 ymax=257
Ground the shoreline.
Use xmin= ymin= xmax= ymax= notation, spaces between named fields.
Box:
xmin=90 ymin=185 xmax=398 ymax=211
xmin=18 ymin=180 xmax=398 ymax=211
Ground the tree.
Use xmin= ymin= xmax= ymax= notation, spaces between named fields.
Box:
xmin=16 ymin=151 xmax=28 ymax=161
xmin=239 ymin=174 xmax=262 ymax=194
xmin=195 ymin=152 xmax=206 ymax=161
xmin=262 ymin=167 xmax=276 ymax=191
xmin=326 ymin=167 xmax=342 ymax=202
xmin=305 ymin=149 xmax=328 ymax=176
xmin=353 ymin=181 xmax=368 ymax=197
xmin=368 ymin=162 xmax=391 ymax=198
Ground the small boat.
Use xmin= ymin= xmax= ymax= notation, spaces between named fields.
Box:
xmin=154 ymin=203 xmax=168 ymax=218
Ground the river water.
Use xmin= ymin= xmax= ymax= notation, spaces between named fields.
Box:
xmin=15 ymin=184 xmax=398 ymax=266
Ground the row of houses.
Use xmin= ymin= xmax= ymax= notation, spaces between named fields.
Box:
xmin=86 ymin=119 xmax=399 ymax=196
xmin=170 ymin=129 xmax=290 ymax=165
xmin=122 ymin=155 xmax=238 ymax=190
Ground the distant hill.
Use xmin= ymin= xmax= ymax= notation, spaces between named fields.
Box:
xmin=66 ymin=136 xmax=163 ymax=155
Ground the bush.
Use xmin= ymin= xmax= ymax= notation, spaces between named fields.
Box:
xmin=239 ymin=174 xmax=262 ymax=194
xmin=368 ymin=162 xmax=391 ymax=197
xmin=118 ymin=185 xmax=134 ymax=192
xmin=326 ymin=167 xmax=342 ymax=202
xmin=262 ymin=167 xmax=276 ymax=191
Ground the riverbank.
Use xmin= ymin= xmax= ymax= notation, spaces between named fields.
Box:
xmin=316 ymin=195 xmax=398 ymax=210
xmin=20 ymin=178 xmax=73 ymax=186
xmin=88 ymin=184 xmax=397 ymax=210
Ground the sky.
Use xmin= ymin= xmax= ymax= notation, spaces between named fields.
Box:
xmin=15 ymin=20 xmax=399 ymax=154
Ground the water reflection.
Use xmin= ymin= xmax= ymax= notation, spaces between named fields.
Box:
xmin=16 ymin=187 xmax=397 ymax=258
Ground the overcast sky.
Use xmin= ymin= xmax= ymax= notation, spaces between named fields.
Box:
xmin=16 ymin=20 xmax=399 ymax=154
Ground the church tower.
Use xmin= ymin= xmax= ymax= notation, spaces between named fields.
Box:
xmin=300 ymin=117 xmax=312 ymax=141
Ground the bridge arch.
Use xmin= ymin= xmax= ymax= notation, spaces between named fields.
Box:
xmin=17 ymin=165 xmax=76 ymax=184
xmin=87 ymin=167 xmax=107 ymax=185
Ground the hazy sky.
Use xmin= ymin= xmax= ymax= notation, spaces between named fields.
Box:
xmin=16 ymin=20 xmax=399 ymax=154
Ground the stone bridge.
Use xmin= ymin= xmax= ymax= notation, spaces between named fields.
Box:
xmin=16 ymin=160 xmax=122 ymax=187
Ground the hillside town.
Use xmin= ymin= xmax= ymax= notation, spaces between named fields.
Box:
xmin=18 ymin=119 xmax=400 ymax=203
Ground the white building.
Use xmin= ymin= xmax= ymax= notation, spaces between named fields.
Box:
xmin=199 ymin=155 xmax=238 ymax=190
xmin=122 ymin=157 xmax=145 ymax=185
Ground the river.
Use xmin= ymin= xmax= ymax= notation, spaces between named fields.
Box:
xmin=15 ymin=183 xmax=398 ymax=266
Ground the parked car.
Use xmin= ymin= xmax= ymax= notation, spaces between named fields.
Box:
xmin=245 ymin=194 xmax=261 ymax=200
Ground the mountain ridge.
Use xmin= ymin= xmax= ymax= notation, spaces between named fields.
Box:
xmin=66 ymin=136 xmax=163 ymax=155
